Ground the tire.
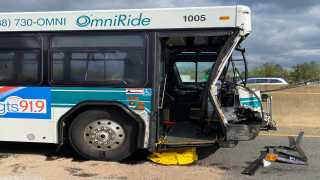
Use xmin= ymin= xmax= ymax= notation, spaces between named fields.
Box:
xmin=69 ymin=108 xmax=138 ymax=161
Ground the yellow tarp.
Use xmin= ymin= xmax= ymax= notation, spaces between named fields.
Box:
xmin=147 ymin=147 xmax=198 ymax=165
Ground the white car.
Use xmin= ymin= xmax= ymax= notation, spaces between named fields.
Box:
xmin=238 ymin=78 xmax=288 ymax=85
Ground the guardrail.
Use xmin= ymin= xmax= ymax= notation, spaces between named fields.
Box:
xmin=247 ymin=85 xmax=320 ymax=128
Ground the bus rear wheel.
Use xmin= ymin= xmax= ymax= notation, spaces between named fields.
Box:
xmin=69 ymin=108 xmax=138 ymax=161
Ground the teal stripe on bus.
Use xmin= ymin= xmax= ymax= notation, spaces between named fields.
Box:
xmin=51 ymin=87 xmax=152 ymax=101
xmin=51 ymin=87 xmax=152 ymax=115
xmin=240 ymin=97 xmax=260 ymax=102
xmin=241 ymin=101 xmax=260 ymax=108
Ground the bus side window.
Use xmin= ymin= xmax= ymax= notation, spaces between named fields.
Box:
xmin=0 ymin=53 xmax=13 ymax=82
xmin=50 ymin=34 xmax=146 ymax=86
xmin=0 ymin=36 xmax=41 ymax=86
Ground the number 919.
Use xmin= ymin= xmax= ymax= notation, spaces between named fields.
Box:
xmin=20 ymin=100 xmax=45 ymax=113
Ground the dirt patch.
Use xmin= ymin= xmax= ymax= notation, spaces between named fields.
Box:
xmin=64 ymin=167 xmax=97 ymax=177
xmin=45 ymin=155 xmax=61 ymax=161
xmin=218 ymin=166 xmax=231 ymax=171
xmin=0 ymin=153 xmax=225 ymax=180
xmin=73 ymin=173 xmax=98 ymax=177
xmin=197 ymin=162 xmax=231 ymax=171
xmin=0 ymin=153 xmax=17 ymax=159
xmin=10 ymin=164 xmax=26 ymax=173
xmin=90 ymin=163 xmax=98 ymax=166
xmin=64 ymin=167 xmax=83 ymax=174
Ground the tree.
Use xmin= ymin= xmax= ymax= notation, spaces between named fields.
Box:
xmin=308 ymin=61 xmax=320 ymax=78
xmin=203 ymin=68 xmax=212 ymax=75
xmin=249 ymin=65 xmax=260 ymax=76
xmin=260 ymin=62 xmax=283 ymax=77
xmin=290 ymin=61 xmax=320 ymax=82
xmin=259 ymin=67 xmax=266 ymax=77
xmin=283 ymin=68 xmax=291 ymax=82
xmin=184 ymin=67 xmax=196 ymax=79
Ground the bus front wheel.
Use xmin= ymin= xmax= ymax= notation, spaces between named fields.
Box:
xmin=69 ymin=108 xmax=138 ymax=161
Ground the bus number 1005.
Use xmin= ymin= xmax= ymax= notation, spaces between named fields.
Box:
xmin=183 ymin=15 xmax=206 ymax=22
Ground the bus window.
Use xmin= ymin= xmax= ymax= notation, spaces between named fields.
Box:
xmin=175 ymin=61 xmax=214 ymax=83
xmin=0 ymin=53 xmax=13 ymax=82
xmin=50 ymin=34 xmax=145 ymax=86
xmin=0 ymin=50 xmax=40 ymax=85
xmin=176 ymin=62 xmax=196 ymax=82
xmin=52 ymin=52 xmax=64 ymax=82
xmin=0 ymin=35 xmax=41 ymax=86
xmin=51 ymin=35 xmax=143 ymax=47
xmin=197 ymin=62 xmax=213 ymax=82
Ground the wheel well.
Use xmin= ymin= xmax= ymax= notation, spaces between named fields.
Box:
xmin=57 ymin=101 xmax=145 ymax=149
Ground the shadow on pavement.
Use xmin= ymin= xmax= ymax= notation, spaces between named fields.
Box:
xmin=0 ymin=141 xmax=221 ymax=166
xmin=0 ymin=141 xmax=151 ymax=164
xmin=196 ymin=145 xmax=220 ymax=161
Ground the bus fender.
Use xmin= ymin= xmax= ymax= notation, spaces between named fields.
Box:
xmin=57 ymin=100 xmax=146 ymax=149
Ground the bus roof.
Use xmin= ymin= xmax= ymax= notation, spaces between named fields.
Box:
xmin=0 ymin=5 xmax=251 ymax=34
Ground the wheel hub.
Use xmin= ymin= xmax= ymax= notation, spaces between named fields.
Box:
xmin=84 ymin=120 xmax=125 ymax=150
xmin=96 ymin=130 xmax=111 ymax=143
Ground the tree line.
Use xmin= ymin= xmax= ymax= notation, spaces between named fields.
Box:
xmin=180 ymin=61 xmax=320 ymax=83
xmin=240 ymin=61 xmax=320 ymax=83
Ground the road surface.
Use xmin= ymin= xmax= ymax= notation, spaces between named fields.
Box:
xmin=0 ymin=127 xmax=318 ymax=179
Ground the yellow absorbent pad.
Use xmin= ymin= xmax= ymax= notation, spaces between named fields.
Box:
xmin=147 ymin=147 xmax=198 ymax=165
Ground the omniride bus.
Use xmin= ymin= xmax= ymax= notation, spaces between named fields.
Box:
xmin=0 ymin=5 xmax=275 ymax=161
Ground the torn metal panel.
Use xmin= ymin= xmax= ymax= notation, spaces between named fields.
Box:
xmin=236 ymin=87 xmax=261 ymax=112
xmin=221 ymin=107 xmax=238 ymax=122
xmin=199 ymin=29 xmax=244 ymax=131
xmin=133 ymin=110 xmax=150 ymax=148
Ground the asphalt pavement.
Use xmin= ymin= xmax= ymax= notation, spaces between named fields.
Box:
xmin=0 ymin=127 xmax=318 ymax=179
xmin=196 ymin=127 xmax=320 ymax=179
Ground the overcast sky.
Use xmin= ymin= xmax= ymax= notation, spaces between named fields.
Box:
xmin=1 ymin=0 xmax=319 ymax=71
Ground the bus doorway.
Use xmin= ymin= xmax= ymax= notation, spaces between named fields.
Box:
xmin=156 ymin=32 xmax=231 ymax=148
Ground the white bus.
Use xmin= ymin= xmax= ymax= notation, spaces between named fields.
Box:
xmin=0 ymin=5 xmax=275 ymax=161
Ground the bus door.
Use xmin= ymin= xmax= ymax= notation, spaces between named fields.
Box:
xmin=155 ymin=30 xmax=246 ymax=148
xmin=156 ymin=39 xmax=167 ymax=141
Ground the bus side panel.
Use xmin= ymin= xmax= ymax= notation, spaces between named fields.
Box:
xmin=51 ymin=87 xmax=152 ymax=145
xmin=0 ymin=87 xmax=54 ymax=143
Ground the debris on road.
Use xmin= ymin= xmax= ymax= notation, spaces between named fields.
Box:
xmin=262 ymin=159 xmax=271 ymax=167
xmin=241 ymin=151 xmax=268 ymax=175
xmin=242 ymin=131 xmax=308 ymax=176
xmin=147 ymin=147 xmax=198 ymax=165
xmin=265 ymin=131 xmax=308 ymax=165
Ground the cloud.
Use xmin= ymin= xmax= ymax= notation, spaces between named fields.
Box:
xmin=0 ymin=0 xmax=318 ymax=72
xmin=236 ymin=1 xmax=320 ymax=71
xmin=0 ymin=0 xmax=221 ymax=12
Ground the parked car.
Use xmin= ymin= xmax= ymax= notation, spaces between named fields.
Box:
xmin=309 ymin=81 xmax=320 ymax=85
xmin=237 ymin=78 xmax=288 ymax=85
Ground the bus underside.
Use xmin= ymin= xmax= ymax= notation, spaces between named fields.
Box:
xmin=154 ymin=30 xmax=276 ymax=149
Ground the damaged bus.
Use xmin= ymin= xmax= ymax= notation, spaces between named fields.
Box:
xmin=0 ymin=5 xmax=275 ymax=161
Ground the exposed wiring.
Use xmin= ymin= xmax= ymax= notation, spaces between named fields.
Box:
xmin=223 ymin=81 xmax=265 ymax=127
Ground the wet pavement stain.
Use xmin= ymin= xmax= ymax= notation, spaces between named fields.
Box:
xmin=10 ymin=164 xmax=25 ymax=173
xmin=90 ymin=163 xmax=98 ymax=166
xmin=218 ymin=166 xmax=231 ymax=171
xmin=45 ymin=155 xmax=60 ymax=161
xmin=104 ymin=175 xmax=128 ymax=179
xmin=0 ymin=153 xmax=16 ymax=159
xmin=65 ymin=167 xmax=83 ymax=174
xmin=65 ymin=167 xmax=98 ymax=177
xmin=195 ymin=162 xmax=232 ymax=171
xmin=73 ymin=173 xmax=98 ymax=177
xmin=118 ymin=149 xmax=150 ymax=165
